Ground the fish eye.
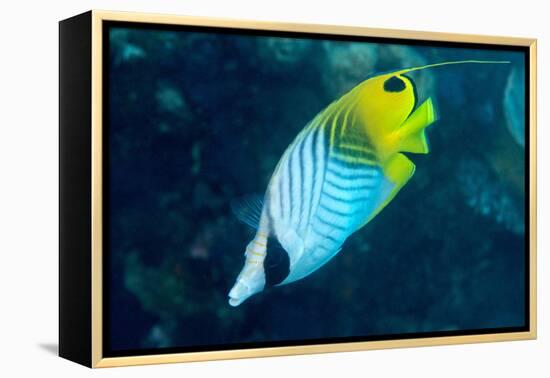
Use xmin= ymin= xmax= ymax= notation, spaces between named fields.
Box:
xmin=383 ymin=76 xmax=406 ymax=92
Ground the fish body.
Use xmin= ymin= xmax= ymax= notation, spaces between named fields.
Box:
xmin=228 ymin=60 xmax=507 ymax=307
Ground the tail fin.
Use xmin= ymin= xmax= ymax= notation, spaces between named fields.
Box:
xmin=397 ymin=97 xmax=437 ymax=154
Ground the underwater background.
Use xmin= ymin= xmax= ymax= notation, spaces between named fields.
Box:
xmin=107 ymin=25 xmax=526 ymax=353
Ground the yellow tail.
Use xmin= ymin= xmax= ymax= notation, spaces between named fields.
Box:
xmin=397 ymin=97 xmax=437 ymax=154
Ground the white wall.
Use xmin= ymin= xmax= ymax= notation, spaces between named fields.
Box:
xmin=0 ymin=0 xmax=546 ymax=376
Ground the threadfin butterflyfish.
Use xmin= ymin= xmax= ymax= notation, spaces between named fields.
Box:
xmin=228 ymin=60 xmax=509 ymax=306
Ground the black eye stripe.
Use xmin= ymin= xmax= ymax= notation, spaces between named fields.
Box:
xmin=264 ymin=237 xmax=290 ymax=286
xmin=383 ymin=76 xmax=406 ymax=92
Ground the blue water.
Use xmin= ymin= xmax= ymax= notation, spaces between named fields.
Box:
xmin=107 ymin=25 xmax=526 ymax=353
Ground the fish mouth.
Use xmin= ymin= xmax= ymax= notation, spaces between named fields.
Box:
xmin=228 ymin=280 xmax=254 ymax=307
xmin=228 ymin=296 xmax=244 ymax=307
xmin=228 ymin=262 xmax=267 ymax=307
xmin=228 ymin=272 xmax=266 ymax=307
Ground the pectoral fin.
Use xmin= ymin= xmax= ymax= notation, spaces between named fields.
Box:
xmin=397 ymin=97 xmax=437 ymax=154
xmin=231 ymin=194 xmax=264 ymax=229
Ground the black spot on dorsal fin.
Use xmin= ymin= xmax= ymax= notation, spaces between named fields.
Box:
xmin=383 ymin=76 xmax=406 ymax=92
xmin=264 ymin=237 xmax=290 ymax=287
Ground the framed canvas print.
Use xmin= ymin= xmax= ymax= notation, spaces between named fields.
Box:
xmin=59 ymin=10 xmax=537 ymax=368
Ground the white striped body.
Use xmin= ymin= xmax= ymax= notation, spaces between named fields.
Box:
xmin=228 ymin=95 xmax=402 ymax=307
xmin=264 ymin=101 xmax=395 ymax=285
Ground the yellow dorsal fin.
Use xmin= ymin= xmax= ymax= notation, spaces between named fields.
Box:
xmin=396 ymin=97 xmax=437 ymax=154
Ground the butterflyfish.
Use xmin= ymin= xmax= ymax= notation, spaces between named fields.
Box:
xmin=228 ymin=60 xmax=509 ymax=306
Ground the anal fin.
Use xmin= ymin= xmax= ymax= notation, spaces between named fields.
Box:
xmin=360 ymin=153 xmax=416 ymax=227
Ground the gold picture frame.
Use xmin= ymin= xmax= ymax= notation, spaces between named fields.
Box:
xmin=59 ymin=9 xmax=537 ymax=368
